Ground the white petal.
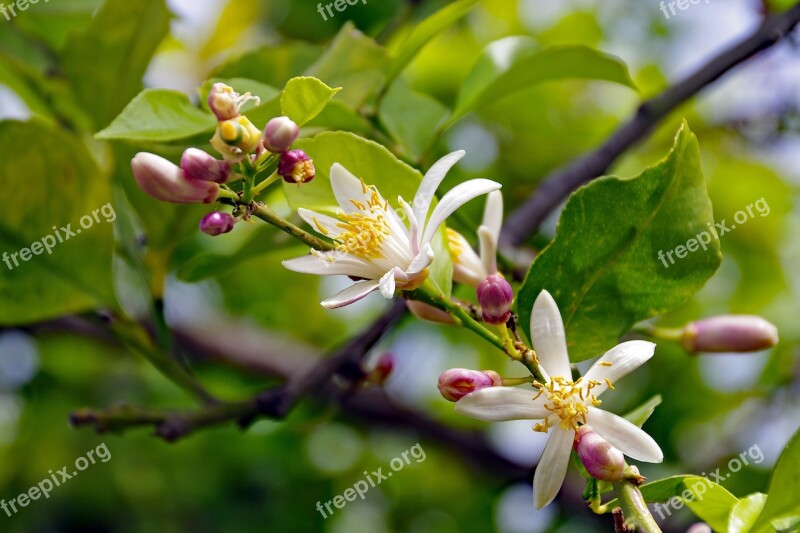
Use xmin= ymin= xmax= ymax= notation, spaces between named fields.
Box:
xmin=412 ymin=150 xmax=466 ymax=232
xmin=398 ymin=197 xmax=418 ymax=250
xmin=531 ymin=290 xmax=571 ymax=379
xmin=587 ymin=407 xmax=663 ymax=463
xmin=482 ymin=190 xmax=503 ymax=242
xmin=449 ymin=230 xmax=485 ymax=286
xmin=420 ymin=179 xmax=502 ymax=247
xmin=379 ymin=269 xmax=398 ymax=298
xmin=533 ymin=427 xmax=574 ymax=509
xmin=282 ymin=254 xmax=377 ymax=279
xmin=454 ymin=387 xmax=549 ymax=421
xmin=407 ymin=243 xmax=434 ymax=276
xmin=584 ymin=341 xmax=656 ymax=397
xmin=321 ymin=280 xmax=380 ymax=309
xmin=477 ymin=225 xmax=497 ymax=276
xmin=297 ymin=208 xmax=345 ymax=238
xmin=330 ymin=163 xmax=374 ymax=214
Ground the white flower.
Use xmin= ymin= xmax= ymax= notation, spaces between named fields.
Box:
xmin=455 ymin=290 xmax=663 ymax=508
xmin=283 ymin=151 xmax=501 ymax=308
xmin=448 ymin=189 xmax=503 ymax=287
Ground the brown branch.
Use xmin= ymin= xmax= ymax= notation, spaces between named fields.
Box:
xmin=500 ymin=2 xmax=800 ymax=250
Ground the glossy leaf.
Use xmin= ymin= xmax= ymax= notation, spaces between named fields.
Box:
xmin=96 ymin=89 xmax=217 ymax=142
xmin=379 ymin=79 xmax=449 ymax=160
xmin=280 ymin=77 xmax=341 ymax=127
xmin=519 ymin=123 xmax=722 ymax=361
xmin=0 ymin=121 xmax=116 ymax=324
xmin=751 ymin=428 xmax=800 ymax=532
xmin=62 ymin=0 xmax=170 ymax=129
xmin=729 ymin=493 xmax=767 ymax=533
xmin=447 ymin=38 xmax=637 ymax=129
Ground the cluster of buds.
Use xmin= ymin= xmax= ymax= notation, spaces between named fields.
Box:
xmin=131 ymin=151 xmax=228 ymax=205
xmin=680 ymin=315 xmax=779 ymax=354
xmin=437 ymin=368 xmax=502 ymax=402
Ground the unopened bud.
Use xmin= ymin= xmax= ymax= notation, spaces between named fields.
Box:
xmin=477 ymin=274 xmax=513 ymax=325
xmin=682 ymin=315 xmax=779 ymax=354
xmin=278 ymin=149 xmax=315 ymax=184
xmin=406 ymin=300 xmax=456 ymax=324
xmin=207 ymin=83 xmax=240 ymax=121
xmin=574 ymin=425 xmax=625 ymax=481
xmin=438 ymin=368 xmax=502 ymax=402
xmin=199 ymin=212 xmax=236 ymax=236
xmin=131 ymin=152 xmax=219 ymax=204
xmin=181 ymin=148 xmax=231 ymax=183
xmin=366 ymin=353 xmax=394 ymax=385
xmin=263 ymin=116 xmax=300 ymax=153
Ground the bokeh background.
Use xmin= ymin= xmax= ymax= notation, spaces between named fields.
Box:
xmin=0 ymin=0 xmax=798 ymax=531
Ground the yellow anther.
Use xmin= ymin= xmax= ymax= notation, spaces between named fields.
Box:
xmin=599 ymin=361 xmax=613 ymax=367
xmin=605 ymin=378 xmax=615 ymax=390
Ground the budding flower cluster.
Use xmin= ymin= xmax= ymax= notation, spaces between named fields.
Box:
xmin=131 ymin=152 xmax=221 ymax=204
xmin=682 ymin=315 xmax=779 ymax=354
xmin=438 ymin=368 xmax=502 ymax=402
xmin=573 ymin=425 xmax=625 ymax=481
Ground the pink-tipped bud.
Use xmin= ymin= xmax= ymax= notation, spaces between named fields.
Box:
xmin=131 ymin=152 xmax=219 ymax=204
xmin=366 ymin=353 xmax=395 ymax=385
xmin=263 ymin=116 xmax=300 ymax=153
xmin=682 ymin=315 xmax=779 ymax=354
xmin=574 ymin=426 xmax=625 ymax=482
xmin=208 ymin=83 xmax=240 ymax=121
xmin=199 ymin=212 xmax=236 ymax=236
xmin=181 ymin=148 xmax=231 ymax=184
xmin=278 ymin=149 xmax=316 ymax=184
xmin=477 ymin=274 xmax=513 ymax=325
xmin=438 ymin=368 xmax=502 ymax=402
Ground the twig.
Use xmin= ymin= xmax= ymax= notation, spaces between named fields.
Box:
xmin=500 ymin=2 xmax=800 ymax=250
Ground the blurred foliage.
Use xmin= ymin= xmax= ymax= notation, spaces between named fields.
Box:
xmin=0 ymin=0 xmax=798 ymax=532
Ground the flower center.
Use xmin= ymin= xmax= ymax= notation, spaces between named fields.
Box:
xmin=532 ymin=377 xmax=603 ymax=433
xmin=333 ymin=185 xmax=391 ymax=260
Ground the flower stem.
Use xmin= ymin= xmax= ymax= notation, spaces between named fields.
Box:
xmin=251 ymin=203 xmax=334 ymax=251
xmin=633 ymin=324 xmax=684 ymax=342
xmin=612 ymin=478 xmax=662 ymax=533
xmin=252 ymin=172 xmax=280 ymax=197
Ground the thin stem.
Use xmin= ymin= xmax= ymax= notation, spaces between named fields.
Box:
xmin=251 ymin=203 xmax=334 ymax=251
xmin=252 ymin=172 xmax=280 ymax=196
xmin=612 ymin=478 xmax=662 ymax=533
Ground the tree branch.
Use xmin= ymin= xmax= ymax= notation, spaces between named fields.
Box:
xmin=500 ymin=2 xmax=800 ymax=250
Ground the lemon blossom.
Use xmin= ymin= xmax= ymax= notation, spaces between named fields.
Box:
xmin=282 ymin=151 xmax=501 ymax=309
xmin=448 ymin=189 xmax=503 ymax=287
xmin=455 ymin=290 xmax=663 ymax=508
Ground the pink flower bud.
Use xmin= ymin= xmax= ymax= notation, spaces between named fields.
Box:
xmin=263 ymin=116 xmax=300 ymax=153
xmin=131 ymin=153 xmax=219 ymax=204
xmin=682 ymin=315 xmax=779 ymax=354
xmin=208 ymin=83 xmax=240 ymax=121
xmin=477 ymin=274 xmax=513 ymax=325
xmin=199 ymin=212 xmax=236 ymax=236
xmin=278 ymin=149 xmax=316 ymax=184
xmin=438 ymin=368 xmax=502 ymax=402
xmin=406 ymin=300 xmax=456 ymax=324
xmin=181 ymin=148 xmax=231 ymax=183
xmin=574 ymin=425 xmax=625 ymax=481
xmin=366 ymin=353 xmax=394 ymax=385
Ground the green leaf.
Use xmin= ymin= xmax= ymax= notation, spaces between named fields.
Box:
xmin=11 ymin=0 xmax=105 ymax=50
xmin=751 ymin=428 xmax=800 ymax=532
xmin=379 ymin=79 xmax=449 ymax=160
xmin=447 ymin=38 xmax=637 ymax=129
xmin=728 ymin=493 xmax=767 ymax=533
xmin=62 ymin=0 xmax=170 ymax=129
xmin=623 ymin=395 xmax=663 ymax=428
xmin=519 ymin=122 xmax=722 ymax=361
xmin=287 ymin=131 xmax=453 ymax=295
xmin=0 ymin=121 xmax=116 ymax=325
xmin=384 ymin=0 xmax=480 ymax=88
xmin=304 ymin=22 xmax=390 ymax=107
xmin=95 ymin=89 xmax=217 ymax=142
xmin=210 ymin=42 xmax=323 ymax=88
xmin=280 ymin=77 xmax=341 ymax=127
xmin=605 ymin=475 xmax=738 ymax=532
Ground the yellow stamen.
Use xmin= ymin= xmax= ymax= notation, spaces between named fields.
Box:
xmin=333 ymin=185 xmax=391 ymax=260
xmin=605 ymin=378 xmax=615 ymax=390
xmin=599 ymin=361 xmax=613 ymax=367
xmin=533 ymin=376 xmax=602 ymax=431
